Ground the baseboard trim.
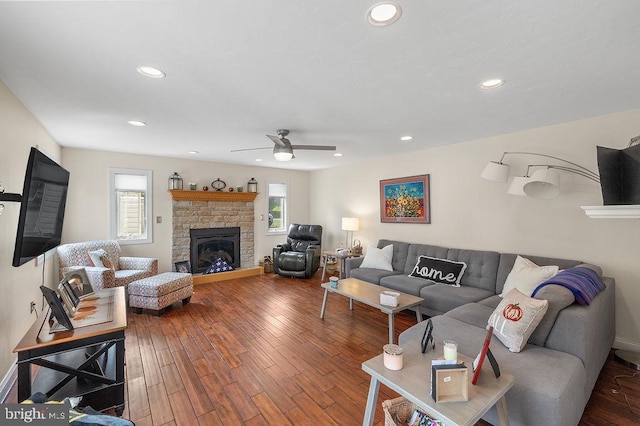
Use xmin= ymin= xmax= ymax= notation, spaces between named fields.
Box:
xmin=614 ymin=337 xmax=640 ymax=352
xmin=0 ymin=363 xmax=17 ymax=403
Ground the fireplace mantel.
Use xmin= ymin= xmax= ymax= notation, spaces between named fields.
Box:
xmin=168 ymin=190 xmax=258 ymax=202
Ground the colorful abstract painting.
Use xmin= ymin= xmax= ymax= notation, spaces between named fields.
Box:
xmin=380 ymin=174 xmax=430 ymax=223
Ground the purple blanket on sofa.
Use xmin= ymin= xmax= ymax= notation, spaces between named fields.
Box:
xmin=532 ymin=266 xmax=606 ymax=305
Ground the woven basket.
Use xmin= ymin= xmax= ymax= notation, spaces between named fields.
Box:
xmin=259 ymin=261 xmax=274 ymax=273
xmin=382 ymin=397 xmax=428 ymax=426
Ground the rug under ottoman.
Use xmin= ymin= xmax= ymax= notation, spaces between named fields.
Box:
xmin=128 ymin=272 xmax=193 ymax=315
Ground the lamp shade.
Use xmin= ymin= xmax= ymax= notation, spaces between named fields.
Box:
xmin=507 ymin=176 xmax=530 ymax=196
xmin=480 ymin=161 xmax=510 ymax=182
xmin=523 ymin=168 xmax=561 ymax=199
xmin=341 ymin=217 xmax=359 ymax=231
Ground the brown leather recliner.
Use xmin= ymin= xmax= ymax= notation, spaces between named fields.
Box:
xmin=273 ymin=224 xmax=323 ymax=278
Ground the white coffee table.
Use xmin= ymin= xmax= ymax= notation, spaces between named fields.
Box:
xmin=320 ymin=277 xmax=424 ymax=344
xmin=362 ymin=340 xmax=514 ymax=426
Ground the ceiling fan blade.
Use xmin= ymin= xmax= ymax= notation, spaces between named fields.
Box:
xmin=230 ymin=147 xmax=273 ymax=152
xmin=291 ymin=145 xmax=337 ymax=151
xmin=266 ymin=134 xmax=286 ymax=147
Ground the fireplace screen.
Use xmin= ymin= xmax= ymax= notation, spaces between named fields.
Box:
xmin=190 ymin=227 xmax=240 ymax=273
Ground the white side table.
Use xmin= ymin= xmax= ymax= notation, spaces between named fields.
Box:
xmin=321 ymin=251 xmax=362 ymax=281
xmin=362 ymin=342 xmax=514 ymax=425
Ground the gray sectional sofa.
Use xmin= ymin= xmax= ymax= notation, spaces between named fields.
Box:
xmin=345 ymin=239 xmax=615 ymax=426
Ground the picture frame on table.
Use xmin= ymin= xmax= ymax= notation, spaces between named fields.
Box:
xmin=60 ymin=278 xmax=80 ymax=307
xmin=57 ymin=280 xmax=78 ymax=317
xmin=472 ymin=326 xmax=501 ymax=385
xmin=380 ymin=174 xmax=431 ymax=224
xmin=421 ymin=318 xmax=435 ymax=353
xmin=41 ymin=285 xmax=74 ymax=331
xmin=63 ymin=267 xmax=94 ymax=298
xmin=175 ymin=261 xmax=191 ymax=273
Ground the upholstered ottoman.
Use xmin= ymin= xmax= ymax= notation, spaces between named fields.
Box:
xmin=128 ymin=272 xmax=193 ymax=315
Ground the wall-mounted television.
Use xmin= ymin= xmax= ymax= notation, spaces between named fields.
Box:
xmin=12 ymin=147 xmax=70 ymax=267
xmin=597 ymin=144 xmax=640 ymax=205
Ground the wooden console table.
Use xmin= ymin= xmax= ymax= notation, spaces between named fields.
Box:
xmin=13 ymin=287 xmax=127 ymax=414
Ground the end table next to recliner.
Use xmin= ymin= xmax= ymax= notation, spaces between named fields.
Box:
xmin=321 ymin=250 xmax=362 ymax=280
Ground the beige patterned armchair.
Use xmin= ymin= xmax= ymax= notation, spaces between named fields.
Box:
xmin=57 ymin=240 xmax=158 ymax=290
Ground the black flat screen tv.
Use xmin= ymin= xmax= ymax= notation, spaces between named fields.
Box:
xmin=597 ymin=144 xmax=640 ymax=205
xmin=12 ymin=147 xmax=70 ymax=267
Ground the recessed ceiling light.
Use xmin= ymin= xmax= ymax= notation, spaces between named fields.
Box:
xmin=400 ymin=136 xmax=413 ymax=141
xmin=479 ymin=78 xmax=505 ymax=89
xmin=136 ymin=66 xmax=166 ymax=79
xmin=127 ymin=120 xmax=146 ymax=127
xmin=367 ymin=2 xmax=402 ymax=26
xmin=255 ymin=158 xmax=263 ymax=162
xmin=334 ymin=153 xmax=343 ymax=157
xmin=188 ymin=150 xmax=199 ymax=155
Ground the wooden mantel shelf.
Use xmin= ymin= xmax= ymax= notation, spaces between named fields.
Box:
xmin=168 ymin=190 xmax=258 ymax=202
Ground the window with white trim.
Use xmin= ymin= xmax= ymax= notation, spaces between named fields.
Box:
xmin=109 ymin=168 xmax=152 ymax=244
xmin=267 ymin=182 xmax=287 ymax=234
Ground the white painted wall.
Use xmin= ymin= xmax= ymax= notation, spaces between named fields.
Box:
xmin=60 ymin=148 xmax=311 ymax=273
xmin=310 ymin=109 xmax=640 ymax=350
xmin=0 ymin=80 xmax=61 ymax=382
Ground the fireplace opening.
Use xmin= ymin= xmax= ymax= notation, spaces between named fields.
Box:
xmin=190 ymin=227 xmax=241 ymax=273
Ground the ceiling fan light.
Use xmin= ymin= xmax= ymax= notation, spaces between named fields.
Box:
xmin=274 ymin=152 xmax=293 ymax=161
xmin=273 ymin=136 xmax=294 ymax=161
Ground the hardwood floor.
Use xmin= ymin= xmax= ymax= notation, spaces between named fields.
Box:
xmin=6 ymin=272 xmax=640 ymax=425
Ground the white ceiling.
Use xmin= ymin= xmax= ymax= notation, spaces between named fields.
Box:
xmin=1 ymin=1 xmax=639 ymax=171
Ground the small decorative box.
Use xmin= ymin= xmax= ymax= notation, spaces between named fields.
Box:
xmin=380 ymin=291 xmax=400 ymax=307
xmin=430 ymin=363 xmax=469 ymax=403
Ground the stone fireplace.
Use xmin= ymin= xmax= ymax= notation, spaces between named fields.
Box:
xmin=170 ymin=191 xmax=256 ymax=272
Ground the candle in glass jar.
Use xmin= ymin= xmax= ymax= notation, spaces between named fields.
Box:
xmin=443 ymin=340 xmax=458 ymax=361
xmin=383 ymin=344 xmax=404 ymax=370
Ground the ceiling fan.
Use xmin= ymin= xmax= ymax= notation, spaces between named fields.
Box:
xmin=231 ymin=129 xmax=336 ymax=161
